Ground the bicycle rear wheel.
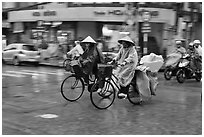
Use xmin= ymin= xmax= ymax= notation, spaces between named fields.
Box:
xmin=127 ymin=84 xmax=142 ymax=105
xmin=61 ymin=75 xmax=85 ymax=101
xmin=90 ymin=79 xmax=115 ymax=109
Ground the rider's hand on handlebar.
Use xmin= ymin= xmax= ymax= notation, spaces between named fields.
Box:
xmin=107 ymin=59 xmax=116 ymax=65
xmin=120 ymin=62 xmax=126 ymax=66
xmin=107 ymin=61 xmax=113 ymax=65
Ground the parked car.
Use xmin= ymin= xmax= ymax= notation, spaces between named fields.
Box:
xmin=2 ymin=43 xmax=41 ymax=65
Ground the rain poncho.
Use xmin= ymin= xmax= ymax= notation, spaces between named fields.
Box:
xmin=79 ymin=36 xmax=105 ymax=76
xmin=165 ymin=47 xmax=186 ymax=67
xmin=113 ymin=46 xmax=138 ymax=87
xmin=140 ymin=53 xmax=164 ymax=72
xmin=134 ymin=53 xmax=164 ymax=99
xmin=112 ymin=53 xmax=163 ymax=99
xmin=79 ymin=45 xmax=104 ymax=76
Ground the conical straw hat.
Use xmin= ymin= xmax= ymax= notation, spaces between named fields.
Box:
xmin=81 ymin=36 xmax=96 ymax=44
xmin=118 ymin=36 xmax=135 ymax=46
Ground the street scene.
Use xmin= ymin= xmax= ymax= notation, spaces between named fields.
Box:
xmin=2 ymin=64 xmax=202 ymax=135
xmin=2 ymin=2 xmax=202 ymax=135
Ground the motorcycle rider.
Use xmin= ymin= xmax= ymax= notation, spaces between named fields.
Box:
xmin=187 ymin=42 xmax=198 ymax=73
xmin=193 ymin=40 xmax=202 ymax=72
xmin=187 ymin=42 xmax=195 ymax=55
xmin=193 ymin=40 xmax=202 ymax=57
xmin=165 ymin=40 xmax=186 ymax=68
xmin=174 ymin=40 xmax=187 ymax=55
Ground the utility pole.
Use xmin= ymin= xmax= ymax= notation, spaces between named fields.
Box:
xmin=124 ymin=2 xmax=140 ymax=53
xmin=141 ymin=11 xmax=151 ymax=56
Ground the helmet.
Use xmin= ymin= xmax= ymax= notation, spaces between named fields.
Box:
xmin=193 ymin=40 xmax=201 ymax=44
xmin=118 ymin=36 xmax=135 ymax=46
xmin=189 ymin=42 xmax=194 ymax=46
xmin=188 ymin=42 xmax=194 ymax=49
xmin=81 ymin=36 xmax=96 ymax=44
xmin=175 ymin=40 xmax=182 ymax=44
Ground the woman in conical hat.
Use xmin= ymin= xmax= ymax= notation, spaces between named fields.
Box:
xmin=118 ymin=35 xmax=135 ymax=46
xmin=79 ymin=36 xmax=105 ymax=85
xmin=111 ymin=35 xmax=138 ymax=98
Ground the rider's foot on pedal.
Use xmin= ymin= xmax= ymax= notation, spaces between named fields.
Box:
xmin=118 ymin=93 xmax=127 ymax=99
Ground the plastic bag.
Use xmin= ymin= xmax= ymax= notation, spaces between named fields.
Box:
xmin=140 ymin=53 xmax=164 ymax=72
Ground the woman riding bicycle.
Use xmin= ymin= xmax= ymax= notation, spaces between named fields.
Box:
xmin=78 ymin=36 xmax=105 ymax=85
xmin=108 ymin=36 xmax=138 ymax=99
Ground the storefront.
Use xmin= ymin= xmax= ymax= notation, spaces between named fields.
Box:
xmin=8 ymin=7 xmax=176 ymax=54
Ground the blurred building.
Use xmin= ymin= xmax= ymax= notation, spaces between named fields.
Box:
xmin=3 ymin=2 xmax=202 ymax=55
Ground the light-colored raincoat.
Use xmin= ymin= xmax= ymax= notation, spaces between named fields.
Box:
xmin=165 ymin=46 xmax=186 ymax=67
xmin=112 ymin=53 xmax=163 ymax=100
xmin=114 ymin=46 xmax=138 ymax=87
xmin=135 ymin=53 xmax=164 ymax=99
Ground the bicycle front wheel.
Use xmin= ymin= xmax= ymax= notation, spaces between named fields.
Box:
xmin=90 ymin=79 xmax=116 ymax=109
xmin=61 ymin=75 xmax=85 ymax=101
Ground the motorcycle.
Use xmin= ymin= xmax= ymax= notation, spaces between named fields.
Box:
xmin=176 ymin=54 xmax=202 ymax=83
xmin=164 ymin=52 xmax=183 ymax=80
xmin=164 ymin=60 xmax=180 ymax=80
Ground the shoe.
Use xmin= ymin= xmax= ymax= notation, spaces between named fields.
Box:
xmin=88 ymin=84 xmax=94 ymax=92
xmin=97 ymin=88 xmax=110 ymax=97
xmin=118 ymin=93 xmax=127 ymax=99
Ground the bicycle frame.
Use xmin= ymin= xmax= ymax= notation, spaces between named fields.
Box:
xmin=104 ymin=72 xmax=120 ymax=92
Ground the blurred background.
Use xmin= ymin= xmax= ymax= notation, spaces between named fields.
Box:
xmin=2 ymin=2 xmax=202 ymax=59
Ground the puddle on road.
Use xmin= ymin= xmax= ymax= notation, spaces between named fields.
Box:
xmin=34 ymin=90 xmax=40 ymax=93
xmin=35 ymin=114 xmax=59 ymax=119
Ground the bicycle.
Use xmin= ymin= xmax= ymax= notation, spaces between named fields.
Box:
xmin=63 ymin=54 xmax=79 ymax=72
xmin=90 ymin=63 xmax=146 ymax=109
xmin=63 ymin=58 xmax=72 ymax=71
xmin=60 ymin=60 xmax=97 ymax=102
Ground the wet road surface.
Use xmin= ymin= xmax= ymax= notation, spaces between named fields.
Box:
xmin=2 ymin=64 xmax=202 ymax=135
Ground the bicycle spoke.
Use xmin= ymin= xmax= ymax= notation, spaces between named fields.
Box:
xmin=90 ymin=79 xmax=115 ymax=109
xmin=61 ymin=75 xmax=84 ymax=101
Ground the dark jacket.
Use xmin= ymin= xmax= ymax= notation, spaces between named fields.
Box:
xmin=79 ymin=45 xmax=105 ymax=75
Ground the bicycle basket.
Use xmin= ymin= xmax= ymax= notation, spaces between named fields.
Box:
xmin=97 ymin=64 xmax=113 ymax=78
xmin=70 ymin=60 xmax=84 ymax=77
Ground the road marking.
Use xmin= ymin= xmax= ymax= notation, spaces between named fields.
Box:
xmin=6 ymin=71 xmax=39 ymax=76
xmin=35 ymin=114 xmax=59 ymax=119
xmin=34 ymin=90 xmax=40 ymax=93
xmin=2 ymin=73 xmax=26 ymax=78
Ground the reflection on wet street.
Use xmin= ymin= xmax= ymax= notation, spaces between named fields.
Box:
xmin=2 ymin=65 xmax=202 ymax=135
